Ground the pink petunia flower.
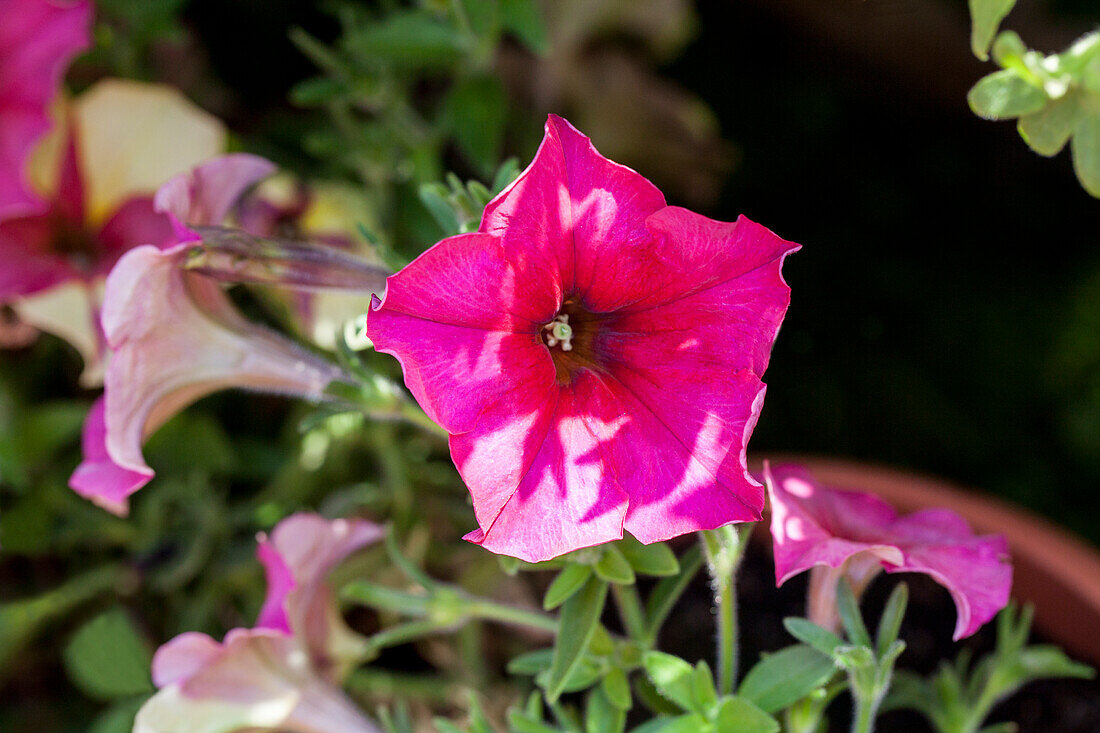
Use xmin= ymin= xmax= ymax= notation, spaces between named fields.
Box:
xmin=0 ymin=79 xmax=227 ymax=384
xmin=135 ymin=514 xmax=382 ymax=733
xmin=764 ymin=463 xmax=1012 ymax=640
xmin=0 ymin=0 xmax=91 ymax=219
xmin=368 ymin=115 xmax=799 ymax=562
xmin=69 ymin=155 xmax=348 ymax=515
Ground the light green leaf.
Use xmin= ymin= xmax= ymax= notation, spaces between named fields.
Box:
xmin=969 ymin=0 xmax=1018 ymax=61
xmin=507 ymin=710 xmax=560 ymax=733
xmin=602 ymin=667 xmax=633 ymax=711
xmin=835 ymin=579 xmax=872 ymax=649
xmin=714 ymin=696 xmax=780 ymax=733
xmin=508 ymin=649 xmax=554 ymax=675
xmin=783 ymin=617 xmax=844 ymax=656
xmin=1072 ymin=114 xmax=1100 ymax=196
xmin=594 ymin=546 xmax=636 ymax=585
xmin=545 ymin=576 xmax=608 ymax=701
xmin=642 ymin=651 xmax=697 ymax=713
xmin=969 ymin=69 xmax=1048 ymax=120
xmin=875 ymin=583 xmax=909 ymax=658
xmin=63 ymin=608 xmax=154 ymax=700
xmin=586 ymin=685 xmax=626 ymax=733
xmin=738 ymin=645 xmax=837 ymax=714
xmin=537 ymin=654 xmax=604 ymax=694
xmin=618 ymin=536 xmax=679 ymax=577
xmin=345 ymin=11 xmax=467 ymax=70
xmin=418 ymin=183 xmax=461 ymax=236
xmin=1018 ymin=92 xmax=1081 ymax=156
xmin=544 ymin=563 xmax=593 ymax=610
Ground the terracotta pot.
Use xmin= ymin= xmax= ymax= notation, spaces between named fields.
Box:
xmin=758 ymin=454 xmax=1100 ymax=666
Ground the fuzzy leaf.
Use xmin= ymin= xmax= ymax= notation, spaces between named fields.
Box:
xmin=784 ymin=617 xmax=844 ymax=656
xmin=714 ymin=696 xmax=780 ymax=733
xmin=618 ymin=536 xmax=680 ymax=577
xmin=544 ymin=563 xmax=594 ymax=610
xmin=968 ymin=0 xmax=1018 ymax=61
xmin=643 ymin=651 xmax=697 ymax=713
xmin=594 ymin=546 xmax=636 ymax=585
xmin=1072 ymin=114 xmax=1100 ymax=196
xmin=545 ymin=576 xmax=608 ymax=701
xmin=1018 ymin=93 xmax=1081 ymax=156
xmin=738 ymin=645 xmax=837 ymax=714
xmin=969 ymin=69 xmax=1048 ymax=120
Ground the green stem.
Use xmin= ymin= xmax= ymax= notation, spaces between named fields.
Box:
xmin=700 ymin=524 xmax=752 ymax=695
xmin=851 ymin=692 xmax=878 ymax=733
xmin=611 ymin=583 xmax=648 ymax=642
xmin=467 ymin=599 xmax=558 ymax=634
xmin=364 ymin=618 xmax=451 ymax=655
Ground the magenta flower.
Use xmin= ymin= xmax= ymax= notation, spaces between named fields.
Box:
xmin=0 ymin=0 xmax=91 ymax=219
xmin=0 ymin=79 xmax=227 ymax=384
xmin=135 ymin=514 xmax=382 ymax=733
xmin=368 ymin=115 xmax=799 ymax=562
xmin=765 ymin=463 xmax=1012 ymax=640
xmin=69 ymin=155 xmax=347 ymax=515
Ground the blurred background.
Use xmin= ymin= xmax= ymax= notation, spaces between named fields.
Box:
xmin=2 ymin=0 xmax=1098 ymax=730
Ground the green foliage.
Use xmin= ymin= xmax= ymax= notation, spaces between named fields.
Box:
xmin=884 ymin=604 xmax=1095 ymax=733
xmin=63 ymin=608 xmax=154 ymax=700
xmin=545 ymin=576 xmax=609 ymax=702
xmin=967 ymin=7 xmax=1100 ymax=196
xmin=968 ymin=0 xmax=1018 ymax=61
xmin=737 ymin=645 xmax=837 ymax=714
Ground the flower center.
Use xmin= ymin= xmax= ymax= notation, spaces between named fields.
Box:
xmin=542 ymin=314 xmax=574 ymax=351
xmin=540 ymin=298 xmax=608 ymax=384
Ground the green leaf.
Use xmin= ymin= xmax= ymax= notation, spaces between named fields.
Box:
xmin=633 ymin=674 xmax=683 ymax=716
xmin=618 ymin=536 xmax=680 ymax=577
xmin=500 ymin=0 xmax=548 ymax=54
xmin=508 ymin=648 xmax=553 ymax=675
xmin=690 ymin=662 xmax=718 ymax=714
xmin=835 ymin=579 xmax=872 ymax=648
xmin=990 ymin=30 xmax=1027 ymax=66
xmin=1072 ymin=114 xmax=1100 ymax=197
xmin=418 ymin=183 xmax=461 ymax=236
xmin=537 ymin=654 xmax=604 ymax=693
xmin=544 ymin=563 xmax=593 ymax=610
xmin=968 ymin=69 xmax=1048 ymax=120
xmin=875 ymin=582 xmax=909 ymax=658
xmin=968 ymin=0 xmax=1018 ymax=61
xmin=491 ymin=157 xmax=521 ymax=194
xmin=444 ymin=75 xmax=507 ymax=176
xmin=594 ymin=546 xmax=636 ymax=585
xmin=714 ymin=696 xmax=780 ymax=733
xmin=586 ymin=685 xmax=626 ymax=733
xmin=602 ymin=667 xmax=633 ymax=711
xmin=642 ymin=651 xmax=697 ymax=713
xmin=507 ymin=710 xmax=560 ymax=733
xmin=738 ymin=645 xmax=837 ymax=714
xmin=345 ymin=11 xmax=467 ymax=70
xmin=545 ymin=576 xmax=608 ymax=701
xmin=783 ymin=617 xmax=844 ymax=656
xmin=1018 ymin=93 xmax=1081 ymax=156
xmin=63 ymin=608 xmax=153 ymax=700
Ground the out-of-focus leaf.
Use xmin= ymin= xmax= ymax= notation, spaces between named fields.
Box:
xmin=88 ymin=696 xmax=149 ymax=733
xmin=969 ymin=0 xmax=1018 ymax=61
xmin=618 ymin=535 xmax=679 ymax=577
xmin=0 ymin=493 xmax=53 ymax=554
xmin=642 ymin=651 xmax=696 ymax=713
xmin=602 ymin=667 xmax=633 ymax=711
xmin=444 ymin=75 xmax=507 ymax=176
xmin=345 ymin=11 xmax=467 ymax=70
xmin=1071 ymin=113 xmax=1100 ymax=196
xmin=500 ymin=0 xmax=548 ymax=54
xmin=586 ymin=685 xmax=626 ymax=733
xmin=968 ymin=69 xmax=1048 ymax=119
xmin=594 ymin=545 xmax=635 ymax=585
xmin=63 ymin=608 xmax=153 ymax=700
xmin=544 ymin=563 xmax=593 ymax=610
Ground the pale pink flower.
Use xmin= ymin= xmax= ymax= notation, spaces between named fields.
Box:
xmin=1 ymin=79 xmax=226 ymax=384
xmin=135 ymin=515 xmax=382 ymax=733
xmin=0 ymin=0 xmax=91 ymax=219
xmin=765 ymin=463 xmax=1012 ymax=640
xmin=69 ymin=156 xmax=346 ymax=515
xmin=368 ymin=115 xmax=798 ymax=562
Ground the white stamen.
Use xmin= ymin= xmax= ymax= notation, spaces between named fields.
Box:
xmin=542 ymin=314 xmax=574 ymax=352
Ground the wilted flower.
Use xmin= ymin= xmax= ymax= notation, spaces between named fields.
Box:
xmin=765 ymin=463 xmax=1012 ymax=640
xmin=69 ymin=156 xmax=348 ymax=515
xmin=368 ymin=115 xmax=798 ymax=561
xmin=135 ymin=514 xmax=382 ymax=733
xmin=0 ymin=0 xmax=91 ymax=219
xmin=0 ymin=78 xmax=226 ymax=384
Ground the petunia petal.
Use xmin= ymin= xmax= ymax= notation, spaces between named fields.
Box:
xmin=464 ymin=370 xmax=630 ymax=562
xmin=0 ymin=0 xmax=91 ymax=219
xmin=154 ymin=153 xmax=277 ymax=241
xmin=69 ymin=396 xmax=152 ymax=516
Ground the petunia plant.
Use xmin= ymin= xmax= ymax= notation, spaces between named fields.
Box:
xmin=3 ymin=3 xmax=1098 ymax=732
